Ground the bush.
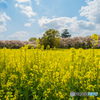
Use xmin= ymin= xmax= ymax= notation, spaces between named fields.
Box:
xmin=9 ymin=47 xmax=12 ymax=49
xmin=46 ymin=45 xmax=50 ymax=50
xmin=27 ymin=44 xmax=34 ymax=49
xmin=41 ymin=45 xmax=44 ymax=50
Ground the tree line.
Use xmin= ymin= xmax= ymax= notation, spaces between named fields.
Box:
xmin=29 ymin=29 xmax=71 ymax=49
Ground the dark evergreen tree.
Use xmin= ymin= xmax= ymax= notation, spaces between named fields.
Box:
xmin=61 ymin=29 xmax=71 ymax=38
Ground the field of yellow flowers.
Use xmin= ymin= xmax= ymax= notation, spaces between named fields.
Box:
xmin=0 ymin=46 xmax=100 ymax=100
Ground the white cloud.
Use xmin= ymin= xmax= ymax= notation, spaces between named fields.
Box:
xmin=24 ymin=19 xmax=35 ymax=27
xmin=15 ymin=0 xmax=37 ymax=18
xmin=16 ymin=0 xmax=31 ymax=4
xmin=0 ymin=16 xmax=6 ymax=26
xmin=15 ymin=0 xmax=37 ymax=27
xmin=8 ymin=31 xmax=28 ymax=40
xmin=15 ymin=3 xmax=18 ymax=7
xmin=38 ymin=16 xmax=100 ymax=37
xmin=0 ymin=26 xmax=6 ymax=32
xmin=35 ymin=0 xmax=39 ymax=5
xmin=24 ymin=23 xmax=31 ymax=27
xmin=38 ymin=16 xmax=77 ymax=30
xmin=38 ymin=0 xmax=100 ymax=37
xmin=77 ymin=20 xmax=95 ymax=30
xmin=16 ymin=4 xmax=37 ymax=18
xmin=0 ymin=13 xmax=11 ymax=26
xmin=80 ymin=0 xmax=100 ymax=24
xmin=3 ymin=13 xmax=11 ymax=20
xmin=0 ymin=13 xmax=11 ymax=32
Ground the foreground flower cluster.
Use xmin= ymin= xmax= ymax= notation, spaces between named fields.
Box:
xmin=0 ymin=46 xmax=100 ymax=100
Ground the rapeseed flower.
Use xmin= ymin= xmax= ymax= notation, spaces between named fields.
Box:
xmin=0 ymin=46 xmax=100 ymax=100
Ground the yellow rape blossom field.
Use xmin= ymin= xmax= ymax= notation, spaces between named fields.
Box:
xmin=0 ymin=46 xmax=100 ymax=100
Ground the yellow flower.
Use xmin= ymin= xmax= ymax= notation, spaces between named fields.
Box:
xmin=83 ymin=98 xmax=87 ymax=100
xmin=97 ymin=97 xmax=100 ymax=100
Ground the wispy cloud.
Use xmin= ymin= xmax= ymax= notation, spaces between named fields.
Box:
xmin=80 ymin=0 xmax=100 ymax=24
xmin=24 ymin=23 xmax=31 ymax=27
xmin=0 ymin=26 xmax=6 ymax=32
xmin=8 ymin=31 xmax=28 ymax=40
xmin=3 ymin=13 xmax=11 ymax=20
xmin=15 ymin=4 xmax=37 ymax=18
xmin=0 ymin=12 xmax=11 ymax=32
xmin=24 ymin=19 xmax=35 ymax=27
xmin=35 ymin=0 xmax=40 ymax=5
xmin=16 ymin=0 xmax=31 ymax=4
xmin=15 ymin=0 xmax=37 ymax=27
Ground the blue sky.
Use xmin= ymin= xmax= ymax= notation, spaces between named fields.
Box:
xmin=0 ymin=0 xmax=100 ymax=41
